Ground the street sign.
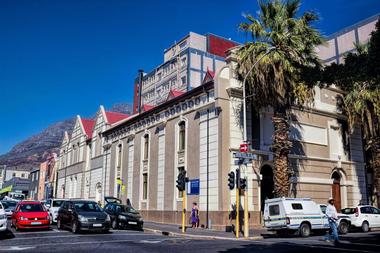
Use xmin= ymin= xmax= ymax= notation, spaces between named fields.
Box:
xmin=187 ymin=179 xmax=200 ymax=195
xmin=234 ymin=158 xmax=251 ymax=165
xmin=240 ymin=143 xmax=249 ymax=153
xmin=233 ymin=152 xmax=257 ymax=160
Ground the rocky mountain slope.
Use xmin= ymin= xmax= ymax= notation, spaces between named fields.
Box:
xmin=0 ymin=103 xmax=132 ymax=169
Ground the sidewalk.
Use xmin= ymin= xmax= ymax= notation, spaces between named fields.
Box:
xmin=143 ymin=221 xmax=268 ymax=241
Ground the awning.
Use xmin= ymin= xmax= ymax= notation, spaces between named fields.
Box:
xmin=0 ymin=185 xmax=12 ymax=194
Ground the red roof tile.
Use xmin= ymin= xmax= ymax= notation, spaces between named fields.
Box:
xmin=166 ymin=89 xmax=185 ymax=101
xmin=81 ymin=118 xmax=95 ymax=139
xmin=105 ymin=111 xmax=130 ymax=124
xmin=202 ymin=69 xmax=215 ymax=84
xmin=142 ymin=104 xmax=155 ymax=112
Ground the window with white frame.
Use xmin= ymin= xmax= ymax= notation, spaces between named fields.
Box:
xmin=142 ymin=173 xmax=148 ymax=200
xmin=143 ymin=134 xmax=149 ymax=160
xmin=178 ymin=121 xmax=186 ymax=151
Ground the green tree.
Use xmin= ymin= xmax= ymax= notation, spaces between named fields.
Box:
xmin=236 ymin=0 xmax=324 ymax=197
xmin=321 ymin=19 xmax=380 ymax=207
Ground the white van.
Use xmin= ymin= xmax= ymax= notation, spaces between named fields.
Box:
xmin=264 ymin=197 xmax=329 ymax=237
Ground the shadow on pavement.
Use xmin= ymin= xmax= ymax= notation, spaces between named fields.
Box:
xmin=0 ymin=229 xmax=16 ymax=240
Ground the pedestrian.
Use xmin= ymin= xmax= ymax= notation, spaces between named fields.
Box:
xmin=324 ymin=197 xmax=340 ymax=244
xmin=191 ymin=202 xmax=199 ymax=228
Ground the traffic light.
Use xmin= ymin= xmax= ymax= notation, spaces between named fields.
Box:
xmin=176 ymin=170 xmax=187 ymax=191
xmin=240 ymin=178 xmax=247 ymax=190
xmin=228 ymin=171 xmax=235 ymax=190
xmin=236 ymin=169 xmax=241 ymax=188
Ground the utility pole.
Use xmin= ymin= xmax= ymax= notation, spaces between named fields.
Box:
xmin=235 ymin=168 xmax=240 ymax=239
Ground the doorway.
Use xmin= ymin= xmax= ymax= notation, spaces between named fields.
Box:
xmin=331 ymin=172 xmax=342 ymax=211
xmin=260 ymin=165 xmax=274 ymax=212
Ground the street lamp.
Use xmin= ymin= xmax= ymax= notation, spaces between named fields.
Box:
xmin=242 ymin=46 xmax=275 ymax=145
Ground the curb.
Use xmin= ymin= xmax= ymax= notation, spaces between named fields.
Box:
xmin=143 ymin=227 xmax=263 ymax=241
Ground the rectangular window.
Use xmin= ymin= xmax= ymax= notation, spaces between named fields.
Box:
xmin=144 ymin=135 xmax=149 ymax=160
xmin=291 ymin=203 xmax=303 ymax=210
xmin=269 ymin=205 xmax=280 ymax=216
xmin=143 ymin=173 xmax=148 ymax=200
xmin=179 ymin=123 xmax=186 ymax=151
xmin=181 ymin=76 xmax=186 ymax=85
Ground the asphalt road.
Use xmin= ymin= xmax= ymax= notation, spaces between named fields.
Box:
xmin=1 ymin=220 xmax=380 ymax=253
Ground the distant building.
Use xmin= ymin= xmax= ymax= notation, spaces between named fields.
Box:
xmin=28 ymin=168 xmax=40 ymax=200
xmin=317 ymin=14 xmax=379 ymax=64
xmin=1 ymin=177 xmax=31 ymax=197
xmin=0 ymin=166 xmax=31 ymax=192
xmin=132 ymin=32 xmax=239 ymax=114
xmin=38 ymin=153 xmax=57 ymax=201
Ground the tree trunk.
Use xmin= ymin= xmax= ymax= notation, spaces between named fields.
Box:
xmin=271 ymin=110 xmax=292 ymax=197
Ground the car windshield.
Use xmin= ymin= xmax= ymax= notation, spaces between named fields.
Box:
xmin=74 ymin=202 xmax=102 ymax=212
xmin=341 ymin=208 xmax=355 ymax=214
xmin=3 ymin=201 xmax=17 ymax=208
xmin=53 ymin=200 xmax=64 ymax=207
xmin=20 ymin=204 xmax=44 ymax=212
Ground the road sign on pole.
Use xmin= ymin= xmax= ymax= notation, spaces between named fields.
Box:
xmin=233 ymin=152 xmax=257 ymax=160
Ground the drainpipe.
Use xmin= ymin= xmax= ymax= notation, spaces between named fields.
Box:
xmin=103 ymin=143 xmax=112 ymax=206
xmin=206 ymin=89 xmax=210 ymax=229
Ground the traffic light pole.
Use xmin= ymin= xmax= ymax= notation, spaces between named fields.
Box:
xmin=182 ymin=188 xmax=186 ymax=233
xmin=236 ymin=186 xmax=239 ymax=238
xmin=244 ymin=177 xmax=249 ymax=238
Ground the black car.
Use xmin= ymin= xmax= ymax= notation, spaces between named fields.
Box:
xmin=104 ymin=199 xmax=143 ymax=230
xmin=57 ymin=200 xmax=110 ymax=233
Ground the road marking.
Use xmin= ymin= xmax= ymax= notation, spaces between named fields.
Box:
xmin=0 ymin=238 xmax=185 ymax=248
xmin=10 ymin=232 xmax=150 ymax=241
xmin=0 ymin=246 xmax=35 ymax=251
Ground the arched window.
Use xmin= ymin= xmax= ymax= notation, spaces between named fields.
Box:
xmin=117 ymin=144 xmax=122 ymax=169
xmin=178 ymin=121 xmax=186 ymax=151
xmin=143 ymin=134 xmax=149 ymax=160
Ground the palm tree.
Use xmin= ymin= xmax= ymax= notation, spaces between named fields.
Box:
xmin=236 ymin=0 xmax=324 ymax=197
xmin=321 ymin=20 xmax=380 ymax=206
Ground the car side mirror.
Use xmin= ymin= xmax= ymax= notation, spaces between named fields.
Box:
xmin=68 ymin=208 xmax=73 ymax=213
xmin=46 ymin=204 xmax=51 ymax=208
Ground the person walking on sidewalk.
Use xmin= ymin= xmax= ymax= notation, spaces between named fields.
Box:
xmin=324 ymin=197 xmax=340 ymax=244
xmin=191 ymin=202 xmax=199 ymax=228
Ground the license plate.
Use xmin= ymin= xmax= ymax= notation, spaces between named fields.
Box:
xmin=93 ymin=224 xmax=102 ymax=227
xmin=128 ymin=221 xmax=137 ymax=225
xmin=31 ymin=222 xmax=42 ymax=225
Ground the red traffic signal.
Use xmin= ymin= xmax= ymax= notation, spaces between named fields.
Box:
xmin=240 ymin=143 xmax=249 ymax=153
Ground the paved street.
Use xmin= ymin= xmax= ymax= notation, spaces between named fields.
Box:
xmin=1 ymin=220 xmax=380 ymax=253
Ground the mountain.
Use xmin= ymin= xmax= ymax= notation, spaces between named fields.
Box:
xmin=0 ymin=103 xmax=132 ymax=169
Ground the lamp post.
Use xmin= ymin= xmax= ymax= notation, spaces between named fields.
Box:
xmin=242 ymin=46 xmax=275 ymax=144
xmin=241 ymin=46 xmax=275 ymax=238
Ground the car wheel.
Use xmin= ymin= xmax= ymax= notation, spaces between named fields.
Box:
xmin=112 ymin=219 xmax=118 ymax=229
xmin=72 ymin=221 xmax=79 ymax=234
xmin=57 ymin=218 xmax=62 ymax=230
xmin=361 ymin=221 xmax=369 ymax=233
xmin=338 ymin=221 xmax=349 ymax=234
xmin=299 ymin=223 xmax=311 ymax=237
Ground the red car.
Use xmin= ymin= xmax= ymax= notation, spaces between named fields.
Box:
xmin=11 ymin=201 xmax=50 ymax=231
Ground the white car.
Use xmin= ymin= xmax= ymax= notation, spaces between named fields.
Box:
xmin=264 ymin=197 xmax=330 ymax=237
xmin=342 ymin=205 xmax=380 ymax=232
xmin=0 ymin=202 xmax=7 ymax=233
xmin=318 ymin=204 xmax=351 ymax=234
xmin=44 ymin=199 xmax=66 ymax=224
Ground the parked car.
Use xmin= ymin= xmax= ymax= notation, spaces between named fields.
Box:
xmin=318 ymin=204 xmax=351 ymax=234
xmin=342 ymin=205 xmax=380 ymax=232
xmin=44 ymin=199 xmax=65 ymax=224
xmin=57 ymin=200 xmax=110 ymax=233
xmin=264 ymin=197 xmax=333 ymax=237
xmin=104 ymin=197 xmax=143 ymax=230
xmin=11 ymin=201 xmax=50 ymax=231
xmin=0 ymin=200 xmax=17 ymax=218
xmin=0 ymin=202 xmax=7 ymax=233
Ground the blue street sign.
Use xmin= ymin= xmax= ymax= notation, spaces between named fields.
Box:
xmin=187 ymin=179 xmax=200 ymax=195
xmin=233 ymin=152 xmax=257 ymax=160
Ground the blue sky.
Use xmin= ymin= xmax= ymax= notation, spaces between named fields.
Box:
xmin=0 ymin=0 xmax=379 ymax=155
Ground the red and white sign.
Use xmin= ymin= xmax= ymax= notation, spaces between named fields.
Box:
xmin=240 ymin=143 xmax=249 ymax=153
